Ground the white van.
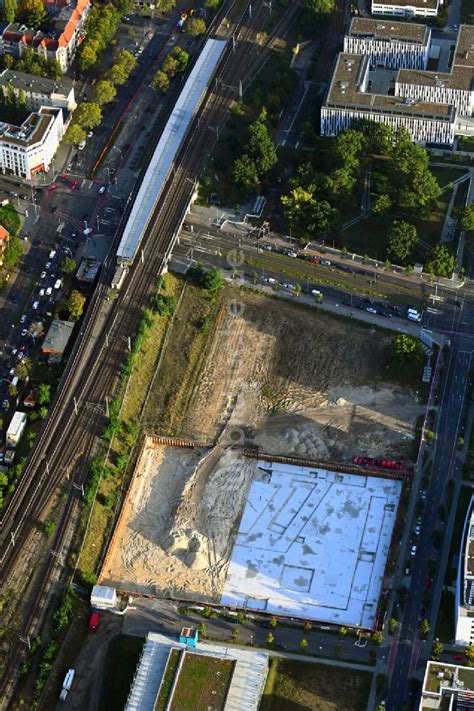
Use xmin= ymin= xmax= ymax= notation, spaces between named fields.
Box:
xmin=407 ymin=309 xmax=422 ymax=322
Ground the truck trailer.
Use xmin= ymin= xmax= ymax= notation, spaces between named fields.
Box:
xmin=6 ymin=411 xmax=27 ymax=447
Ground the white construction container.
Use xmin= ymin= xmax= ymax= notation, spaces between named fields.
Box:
xmin=90 ymin=585 xmax=117 ymax=610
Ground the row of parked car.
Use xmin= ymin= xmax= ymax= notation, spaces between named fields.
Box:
xmin=352 ymin=456 xmax=407 ymax=471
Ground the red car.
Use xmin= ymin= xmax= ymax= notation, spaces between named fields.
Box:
xmin=48 ymin=184 xmax=57 ymax=192
xmin=311 ymin=257 xmax=320 ymax=264
xmin=452 ymin=654 xmax=464 ymax=661
xmin=71 ymin=180 xmax=78 ymax=190
xmin=88 ymin=612 xmax=99 ymax=631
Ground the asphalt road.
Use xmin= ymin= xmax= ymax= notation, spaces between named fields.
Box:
xmin=386 ymin=336 xmax=473 ymax=710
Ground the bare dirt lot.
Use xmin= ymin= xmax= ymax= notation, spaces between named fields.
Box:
xmin=100 ymin=290 xmax=422 ymax=601
xmin=182 ymin=291 xmax=423 ymax=461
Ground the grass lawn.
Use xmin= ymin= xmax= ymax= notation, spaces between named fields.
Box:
xmin=169 ymin=653 xmax=234 ymax=711
xmin=429 ymin=165 xmax=469 ymax=187
xmin=461 ymin=0 xmax=474 ymax=23
xmin=76 ymin=274 xmax=183 ymax=582
xmin=458 ymin=136 xmax=474 ymax=153
xmin=99 ymin=635 xmax=144 ymax=711
xmin=260 ymin=658 xmax=372 ymax=711
xmin=143 ymin=281 xmax=220 ymax=435
xmin=155 ymin=649 xmax=181 ymax=711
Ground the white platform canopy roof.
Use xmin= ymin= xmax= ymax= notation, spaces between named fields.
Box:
xmin=116 ymin=38 xmax=227 ymax=264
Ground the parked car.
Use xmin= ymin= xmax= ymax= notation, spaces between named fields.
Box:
xmin=32 ymin=301 xmax=39 ymax=310
xmin=88 ymin=612 xmax=100 ymax=631
xmin=320 ymin=259 xmax=332 ymax=266
xmin=98 ymin=186 xmax=107 ymax=194
xmin=40 ymin=271 xmax=46 ymax=280
xmin=366 ymin=306 xmax=377 ymax=314
xmin=410 ymin=545 xmax=417 ymax=556
xmin=20 ymin=314 xmax=27 ymax=323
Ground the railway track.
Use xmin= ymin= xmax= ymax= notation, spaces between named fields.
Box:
xmin=0 ymin=0 xmax=300 ymax=703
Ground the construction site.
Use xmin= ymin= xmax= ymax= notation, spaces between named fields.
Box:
xmin=100 ymin=289 xmax=422 ymax=626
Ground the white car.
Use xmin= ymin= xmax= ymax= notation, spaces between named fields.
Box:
xmin=283 ymin=283 xmax=296 ymax=290
xmin=49 ymin=250 xmax=56 ymax=259
xmin=415 ymin=524 xmax=421 ymax=535
xmin=39 ymin=288 xmax=45 ymax=297
xmin=311 ymin=289 xmax=322 ymax=297
xmin=54 ymin=279 xmax=62 ymax=290
xmin=21 ymin=329 xmax=27 ymax=337
xmin=32 ymin=301 xmax=39 ymax=310
xmin=98 ymin=186 xmax=107 ymax=194
xmin=262 ymin=277 xmax=276 ymax=284
xmin=45 ymin=261 xmax=51 ymax=269
xmin=410 ymin=545 xmax=417 ymax=556
xmin=46 ymin=287 xmax=52 ymax=296
xmin=20 ymin=314 xmax=27 ymax=323
xmin=286 ymin=251 xmax=298 ymax=258
xmin=87 ymin=131 xmax=94 ymax=138
xmin=366 ymin=306 xmax=377 ymax=314
xmin=11 ymin=348 xmax=17 ymax=356
xmin=40 ymin=271 xmax=47 ymax=279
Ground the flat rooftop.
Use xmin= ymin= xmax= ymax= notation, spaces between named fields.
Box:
xmin=373 ymin=0 xmax=438 ymax=8
xmin=348 ymin=17 xmax=429 ymax=43
xmin=221 ymin=460 xmax=402 ymax=628
xmin=0 ymin=68 xmax=73 ymax=96
xmin=325 ymin=53 xmax=455 ymax=120
xmin=397 ymin=66 xmax=473 ymax=91
xmin=454 ymin=24 xmax=474 ymax=68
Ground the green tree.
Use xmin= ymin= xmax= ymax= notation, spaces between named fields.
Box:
xmin=419 ymin=619 xmax=430 ymax=637
xmin=61 ymin=256 xmax=76 ymax=274
xmin=303 ymin=0 xmax=334 ymax=13
xmin=156 ymin=0 xmax=175 ymax=10
xmin=294 ymin=283 xmax=302 ymax=297
xmin=48 ymin=59 xmax=62 ymax=81
xmin=170 ymin=46 xmax=189 ymax=72
xmin=304 ymin=622 xmax=312 ymax=633
xmin=233 ymin=154 xmax=259 ymax=188
xmin=67 ymin=290 xmax=86 ymax=320
xmin=388 ymin=618 xmax=398 ymax=634
xmin=432 ymin=640 xmax=444 ymax=660
xmin=0 ymin=205 xmax=21 ymax=235
xmin=205 ymin=0 xmax=221 ymax=7
xmin=457 ymin=205 xmax=474 ymax=232
xmin=281 ymin=187 xmax=336 ymax=238
xmin=64 ymin=123 xmax=86 ymax=146
xmin=151 ymin=70 xmax=170 ymax=93
xmin=266 ymin=632 xmax=274 ymax=645
xmin=186 ymin=17 xmax=206 ymax=35
xmin=108 ymin=62 xmax=129 ymax=86
xmin=339 ymin=626 xmax=348 ymax=637
xmin=37 ymin=383 xmax=51 ymax=406
xmin=424 ymin=244 xmax=455 ymax=278
xmin=44 ymin=520 xmax=56 ymax=536
xmin=8 ymin=383 xmax=17 ymax=397
xmin=17 ymin=0 xmax=46 ymax=26
xmin=0 ymin=472 xmax=8 ymax=487
xmin=202 ymin=267 xmax=223 ymax=292
xmin=269 ymin=616 xmax=278 ymax=628
xmin=300 ymin=637 xmax=308 ymax=649
xmin=372 ymin=631 xmax=383 ymax=645
xmin=73 ymin=102 xmax=102 ymax=129
xmin=391 ymin=334 xmax=424 ymax=367
xmin=332 ymin=128 xmax=366 ymax=172
xmin=38 ymin=406 xmax=49 ymax=419
xmin=465 ymin=645 xmax=474 ymax=667
xmin=79 ymin=40 xmax=100 ymax=72
xmin=3 ymin=0 xmax=17 ymax=22
xmin=3 ymin=235 xmax=24 ymax=268
xmin=115 ymin=48 xmax=136 ymax=73
xmin=15 ymin=358 xmax=31 ymax=380
xmin=162 ymin=54 xmax=179 ymax=77
xmin=387 ymin=220 xmax=418 ymax=261
xmin=372 ymin=193 xmax=391 ymax=215
xmin=92 ymin=79 xmax=116 ymax=105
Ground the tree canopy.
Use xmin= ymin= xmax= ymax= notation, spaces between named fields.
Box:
xmin=0 ymin=204 xmax=21 ymax=235
xmin=64 ymin=123 xmax=86 ymax=146
xmin=92 ymin=80 xmax=116 ymax=105
xmin=3 ymin=235 xmax=24 ymax=269
xmin=186 ymin=17 xmax=206 ymax=35
xmin=17 ymin=0 xmax=46 ymax=27
xmin=391 ymin=334 xmax=424 ymax=368
xmin=457 ymin=205 xmax=474 ymax=232
xmin=233 ymin=109 xmax=277 ymax=188
xmin=67 ymin=290 xmax=86 ymax=320
xmin=3 ymin=0 xmax=17 ymax=23
xmin=424 ymin=244 xmax=455 ymax=278
xmin=151 ymin=70 xmax=170 ymax=93
xmin=387 ymin=221 xmax=418 ymax=261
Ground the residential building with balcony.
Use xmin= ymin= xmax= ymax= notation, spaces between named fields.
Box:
xmin=0 ymin=69 xmax=76 ymax=112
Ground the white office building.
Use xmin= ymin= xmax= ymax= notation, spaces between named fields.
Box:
xmin=0 ymin=106 xmax=64 ymax=179
xmin=344 ymin=18 xmax=431 ymax=69
xmin=371 ymin=0 xmax=441 ymax=18
xmin=321 ymin=54 xmax=456 ymax=146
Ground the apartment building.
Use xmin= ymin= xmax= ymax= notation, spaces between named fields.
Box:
xmin=0 ymin=70 xmax=76 ymax=112
xmin=0 ymin=106 xmax=64 ymax=179
xmin=321 ymin=53 xmax=456 ymax=146
xmin=0 ymin=0 xmax=90 ymax=71
xmin=344 ymin=18 xmax=431 ymax=69
xmin=371 ymin=0 xmax=441 ymax=18
xmin=0 ymin=225 xmax=10 ymax=266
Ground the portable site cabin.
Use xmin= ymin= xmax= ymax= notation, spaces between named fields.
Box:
xmin=90 ymin=585 xmax=117 ymax=610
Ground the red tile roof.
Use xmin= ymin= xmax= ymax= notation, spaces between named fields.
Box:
xmin=0 ymin=225 xmax=10 ymax=244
